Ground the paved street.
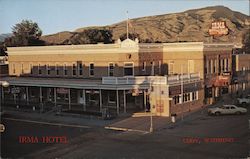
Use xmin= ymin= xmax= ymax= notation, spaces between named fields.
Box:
xmin=1 ymin=101 xmax=249 ymax=159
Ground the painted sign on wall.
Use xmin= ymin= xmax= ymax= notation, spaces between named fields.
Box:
xmin=208 ymin=21 xmax=229 ymax=36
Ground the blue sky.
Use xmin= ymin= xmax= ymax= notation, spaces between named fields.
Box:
xmin=0 ymin=0 xmax=249 ymax=35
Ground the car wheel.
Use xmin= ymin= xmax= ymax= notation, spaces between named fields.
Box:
xmin=215 ymin=112 xmax=221 ymax=116
xmin=235 ymin=111 xmax=241 ymax=115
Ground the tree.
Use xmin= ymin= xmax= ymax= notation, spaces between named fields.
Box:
xmin=119 ymin=33 xmax=140 ymax=41
xmin=242 ymin=30 xmax=250 ymax=54
xmin=5 ymin=19 xmax=45 ymax=46
xmin=69 ymin=29 xmax=113 ymax=45
xmin=0 ymin=43 xmax=7 ymax=56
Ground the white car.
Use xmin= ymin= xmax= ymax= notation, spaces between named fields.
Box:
xmin=208 ymin=105 xmax=247 ymax=115
xmin=237 ymin=96 xmax=250 ymax=105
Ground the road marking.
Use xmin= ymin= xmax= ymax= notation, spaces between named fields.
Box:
xmin=0 ymin=124 xmax=5 ymax=133
xmin=105 ymin=126 xmax=149 ymax=134
xmin=4 ymin=118 xmax=91 ymax=129
xmin=249 ymin=120 xmax=250 ymax=129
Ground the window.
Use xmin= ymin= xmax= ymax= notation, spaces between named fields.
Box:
xmin=56 ymin=64 xmax=59 ymax=75
xmin=188 ymin=60 xmax=194 ymax=74
xmin=124 ymin=62 xmax=134 ymax=76
xmin=89 ymin=63 xmax=94 ymax=76
xmin=158 ymin=61 xmax=161 ymax=74
xmin=38 ymin=64 xmax=42 ymax=75
xmin=192 ymin=91 xmax=198 ymax=100
xmin=222 ymin=59 xmax=225 ymax=72
xmin=174 ymin=95 xmax=180 ymax=104
xmin=214 ymin=59 xmax=217 ymax=73
xmin=108 ymin=91 xmax=116 ymax=103
xmin=210 ymin=60 xmax=213 ymax=74
xmin=21 ymin=63 xmax=24 ymax=74
xmin=242 ymin=67 xmax=246 ymax=75
xmin=73 ymin=64 xmax=76 ymax=76
xmin=64 ymin=64 xmax=67 ymax=76
xmin=224 ymin=58 xmax=228 ymax=71
xmin=168 ymin=61 xmax=174 ymax=75
xmin=47 ymin=64 xmax=50 ymax=75
xmin=108 ymin=63 xmax=114 ymax=76
xmin=30 ymin=64 xmax=33 ymax=74
xmin=208 ymin=60 xmax=211 ymax=74
xmin=151 ymin=61 xmax=155 ymax=75
xmin=13 ymin=64 xmax=16 ymax=74
xmin=78 ymin=63 xmax=83 ymax=75
xmin=142 ymin=61 xmax=146 ymax=71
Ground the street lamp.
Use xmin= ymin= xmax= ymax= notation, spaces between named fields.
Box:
xmin=149 ymin=78 xmax=154 ymax=133
xmin=1 ymin=81 xmax=10 ymax=111
xmin=1 ymin=81 xmax=9 ymax=88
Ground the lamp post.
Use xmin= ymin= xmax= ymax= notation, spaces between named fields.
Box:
xmin=1 ymin=81 xmax=10 ymax=111
xmin=181 ymin=66 xmax=184 ymax=121
xmin=149 ymin=79 xmax=154 ymax=133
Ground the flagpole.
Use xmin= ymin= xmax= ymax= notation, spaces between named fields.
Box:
xmin=126 ymin=11 xmax=129 ymax=39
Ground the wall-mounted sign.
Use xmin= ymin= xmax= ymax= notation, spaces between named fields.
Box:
xmin=57 ymin=88 xmax=69 ymax=94
xmin=208 ymin=21 xmax=229 ymax=36
xmin=11 ymin=87 xmax=20 ymax=94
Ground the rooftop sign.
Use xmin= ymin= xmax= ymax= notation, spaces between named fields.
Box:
xmin=208 ymin=21 xmax=229 ymax=36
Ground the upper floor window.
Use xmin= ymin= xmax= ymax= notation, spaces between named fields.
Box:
xmin=56 ymin=64 xmax=59 ymax=75
xmin=89 ymin=63 xmax=94 ymax=76
xmin=30 ymin=64 xmax=33 ymax=74
xmin=13 ymin=64 xmax=16 ymax=74
xmin=47 ymin=64 xmax=50 ymax=75
xmin=142 ymin=61 xmax=146 ymax=71
xmin=73 ymin=64 xmax=77 ymax=76
xmin=188 ymin=60 xmax=194 ymax=74
xmin=64 ymin=64 xmax=67 ymax=76
xmin=168 ymin=61 xmax=174 ymax=75
xmin=38 ymin=64 xmax=42 ymax=75
xmin=78 ymin=63 xmax=83 ymax=76
xmin=21 ymin=63 xmax=24 ymax=74
xmin=158 ymin=61 xmax=161 ymax=74
xmin=124 ymin=62 xmax=134 ymax=76
xmin=109 ymin=63 xmax=114 ymax=76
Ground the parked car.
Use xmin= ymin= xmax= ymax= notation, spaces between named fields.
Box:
xmin=208 ymin=105 xmax=247 ymax=116
xmin=237 ymin=95 xmax=250 ymax=105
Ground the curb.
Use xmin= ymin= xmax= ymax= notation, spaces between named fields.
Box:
xmin=104 ymin=126 xmax=149 ymax=134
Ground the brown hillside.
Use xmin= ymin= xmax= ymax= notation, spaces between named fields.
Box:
xmin=41 ymin=6 xmax=250 ymax=44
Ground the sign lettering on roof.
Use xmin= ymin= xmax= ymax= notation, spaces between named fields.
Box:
xmin=208 ymin=21 xmax=229 ymax=36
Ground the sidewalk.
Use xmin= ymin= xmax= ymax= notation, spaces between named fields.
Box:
xmin=3 ymin=108 xmax=116 ymax=128
xmin=2 ymin=94 xmax=238 ymax=133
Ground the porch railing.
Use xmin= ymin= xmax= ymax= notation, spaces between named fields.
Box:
xmin=102 ymin=73 xmax=200 ymax=85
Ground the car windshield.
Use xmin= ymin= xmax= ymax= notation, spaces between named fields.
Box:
xmin=219 ymin=106 xmax=226 ymax=109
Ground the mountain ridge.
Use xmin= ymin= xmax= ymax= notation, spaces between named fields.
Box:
xmin=40 ymin=6 xmax=250 ymax=45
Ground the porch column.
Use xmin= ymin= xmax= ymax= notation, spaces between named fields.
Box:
xmin=116 ymin=90 xmax=119 ymax=115
xmin=144 ymin=90 xmax=147 ymax=112
xmin=83 ymin=90 xmax=86 ymax=111
xmin=13 ymin=86 xmax=17 ymax=105
xmin=26 ymin=87 xmax=29 ymax=105
xmin=39 ymin=87 xmax=42 ymax=103
xmin=68 ymin=88 xmax=71 ymax=110
xmin=54 ymin=88 xmax=57 ymax=106
xmin=123 ymin=90 xmax=126 ymax=113
xmin=1 ymin=86 xmax=4 ymax=101
xmin=99 ymin=89 xmax=102 ymax=112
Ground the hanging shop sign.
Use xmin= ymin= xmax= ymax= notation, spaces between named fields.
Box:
xmin=214 ymin=75 xmax=230 ymax=87
xmin=57 ymin=88 xmax=69 ymax=94
xmin=85 ymin=90 xmax=99 ymax=94
xmin=208 ymin=21 xmax=229 ymax=36
xmin=11 ymin=87 xmax=20 ymax=94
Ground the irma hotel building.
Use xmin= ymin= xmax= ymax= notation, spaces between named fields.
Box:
xmin=1 ymin=38 xmax=249 ymax=117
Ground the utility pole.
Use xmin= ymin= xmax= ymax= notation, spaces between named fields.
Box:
xmin=149 ymin=79 xmax=153 ymax=133
xmin=181 ymin=65 xmax=184 ymax=121
xmin=126 ymin=11 xmax=129 ymax=39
